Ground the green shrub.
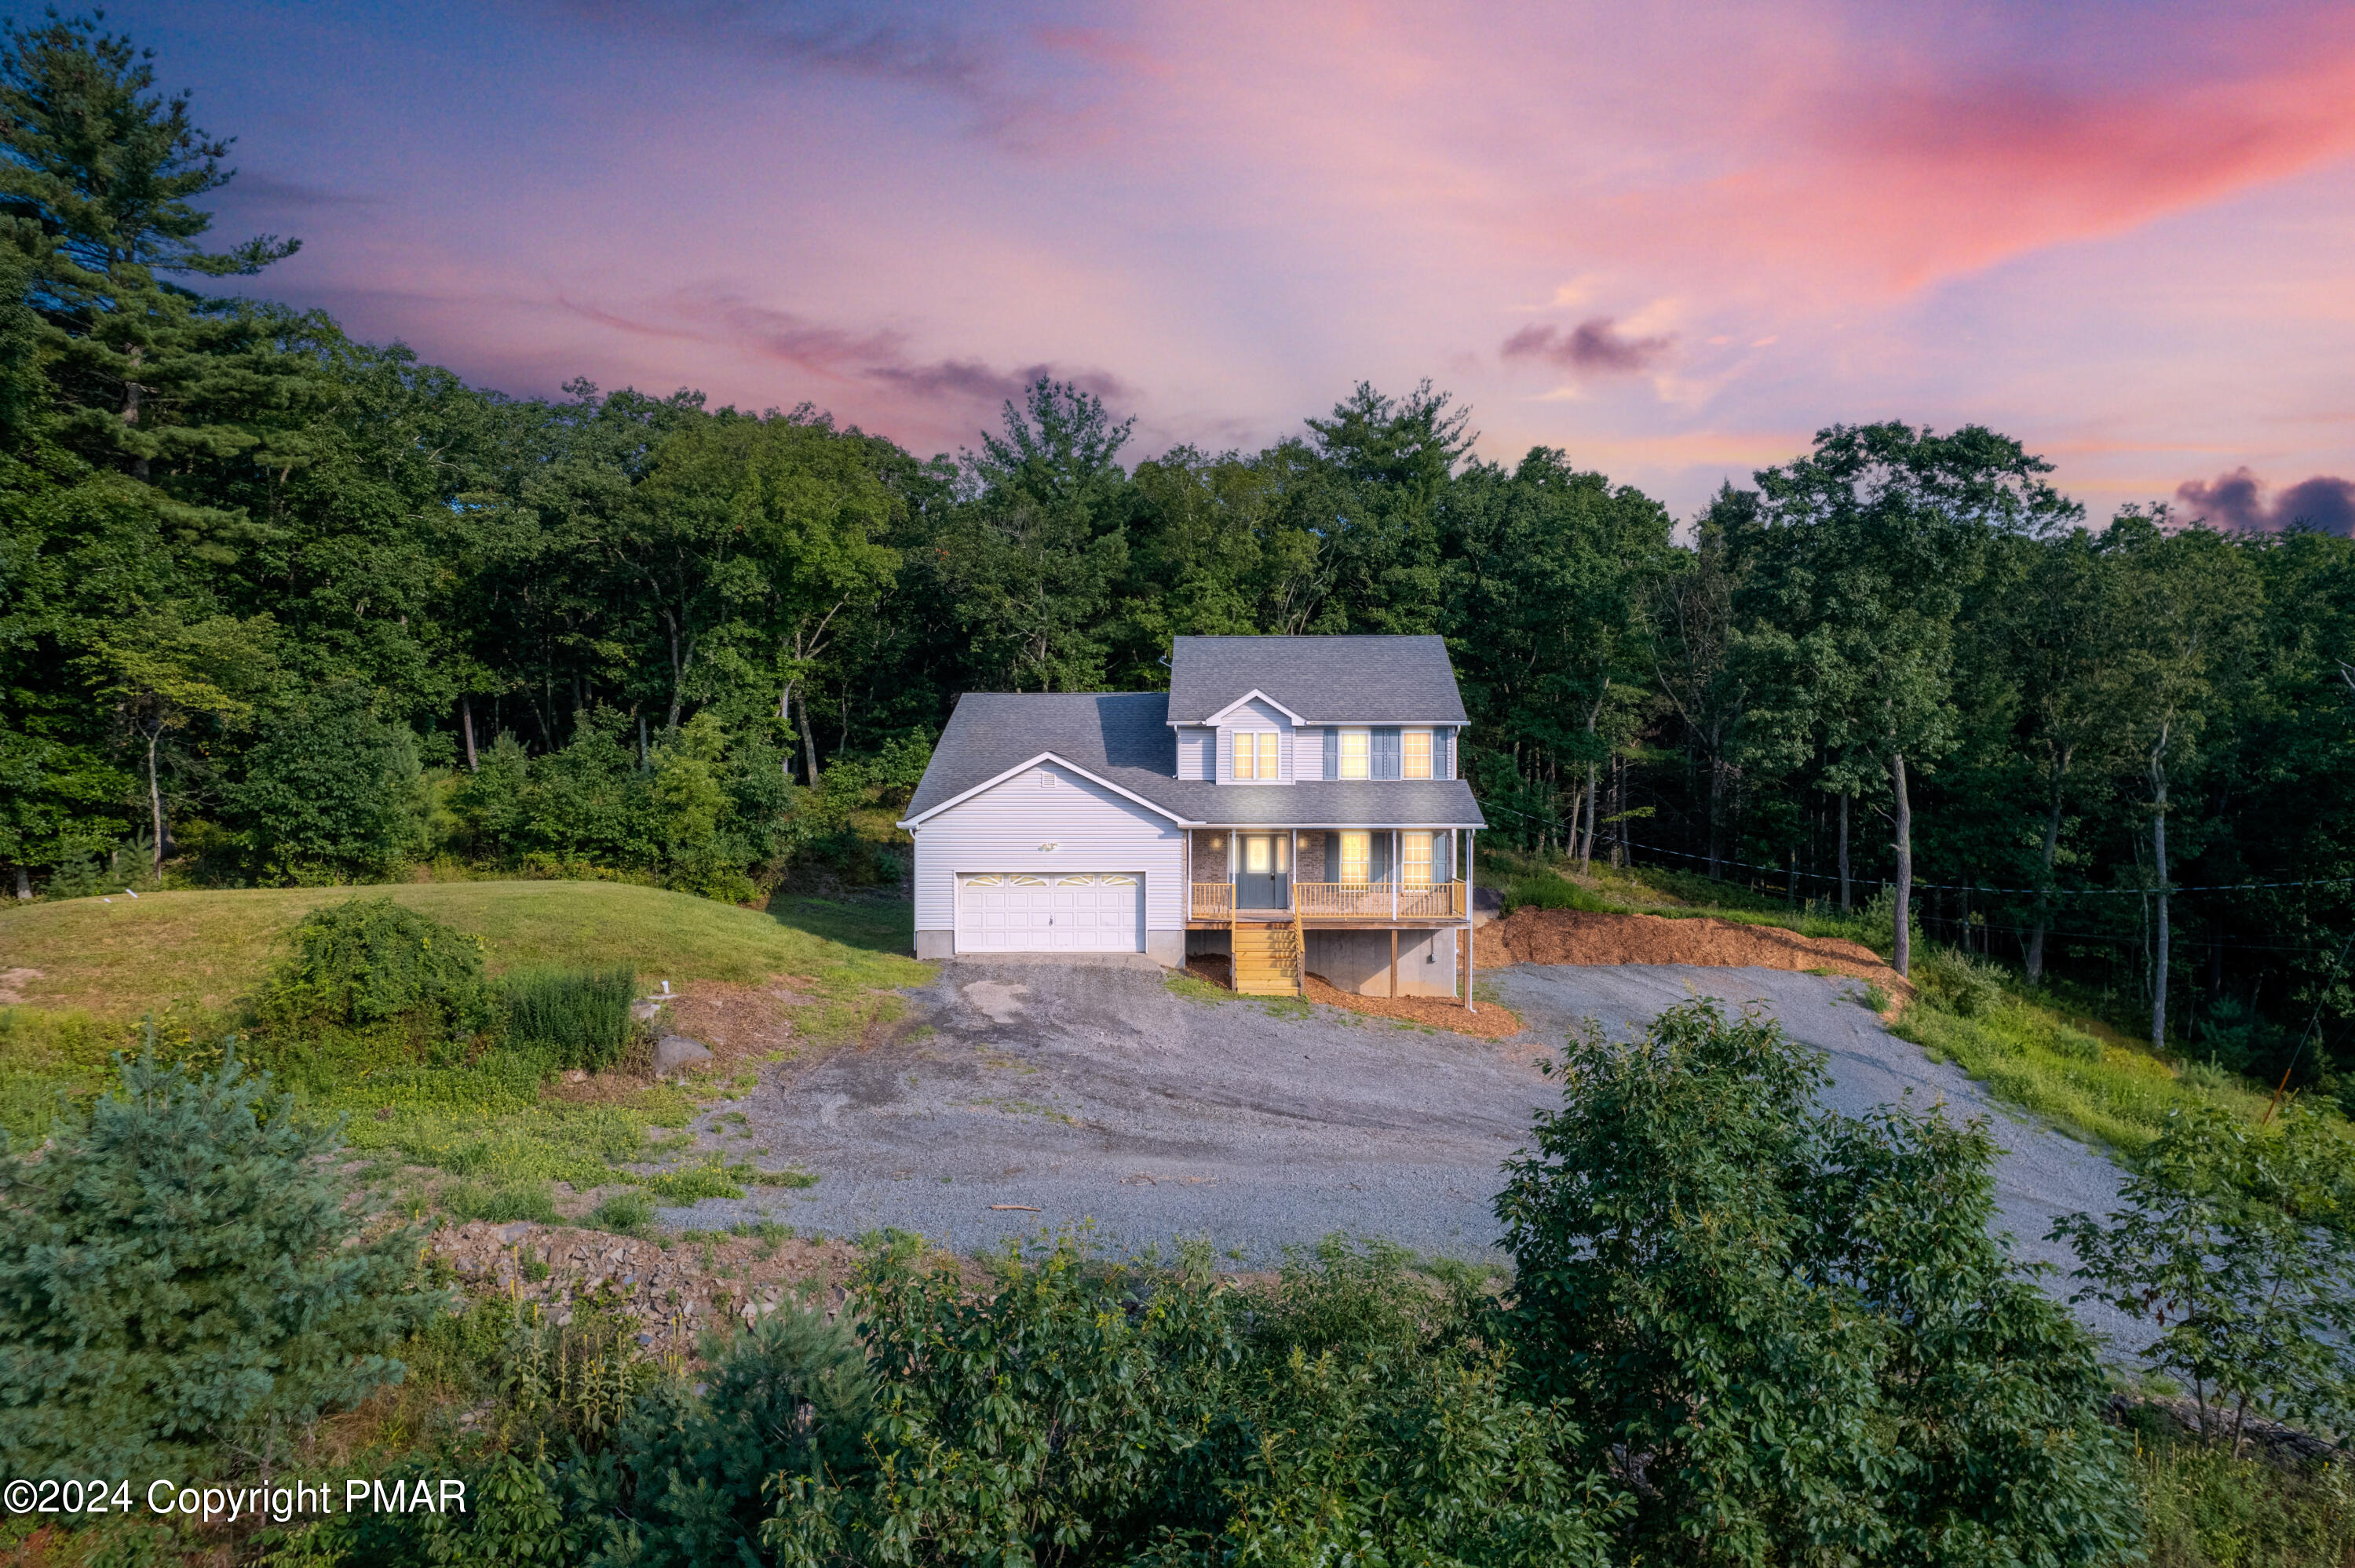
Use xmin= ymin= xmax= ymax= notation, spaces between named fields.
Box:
xmin=589 ymin=1191 xmax=655 ymax=1234
xmin=1913 ymin=946 xmax=2006 ymax=1017
xmin=0 ymin=1048 xmax=447 ymax=1476
xmin=444 ymin=1179 xmax=560 ymax=1225
xmin=1494 ymin=998 xmax=2138 ymax=1564
xmin=503 ymin=966 xmax=637 ymax=1070
xmin=765 ymin=1232 xmax=1625 ymax=1567
xmin=2130 ymin=1422 xmax=2355 ymax=1566
xmin=257 ymin=897 xmax=491 ymax=1038
xmin=1500 ymin=870 xmax=1616 ymax=914
xmin=592 ymin=1304 xmax=876 ymax=1568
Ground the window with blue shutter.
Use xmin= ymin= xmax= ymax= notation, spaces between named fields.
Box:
xmin=1322 ymin=727 xmax=1338 ymax=781
xmin=1372 ymin=727 xmax=1400 ymax=779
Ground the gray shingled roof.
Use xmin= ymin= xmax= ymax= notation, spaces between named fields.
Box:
xmin=903 ymin=691 xmax=1485 ymax=829
xmin=1163 ymin=635 xmax=1468 ymax=724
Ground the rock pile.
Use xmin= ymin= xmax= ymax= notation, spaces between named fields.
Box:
xmin=431 ymin=1220 xmax=859 ymax=1353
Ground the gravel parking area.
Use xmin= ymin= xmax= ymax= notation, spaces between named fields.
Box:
xmin=669 ymin=957 xmax=2134 ymax=1340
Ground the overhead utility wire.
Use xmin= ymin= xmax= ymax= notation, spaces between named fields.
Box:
xmin=1480 ymin=800 xmax=2355 ymax=898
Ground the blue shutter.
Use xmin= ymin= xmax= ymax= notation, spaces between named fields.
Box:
xmin=1322 ymin=727 xmax=1338 ymax=780
xmin=1325 ymin=832 xmax=1338 ymax=881
xmin=1370 ymin=831 xmax=1392 ymax=882
xmin=1436 ymin=728 xmax=1452 ymax=779
xmin=1373 ymin=727 xmax=1400 ymax=779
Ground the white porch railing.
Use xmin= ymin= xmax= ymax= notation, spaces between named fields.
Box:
xmin=1191 ymin=881 xmax=1465 ymax=921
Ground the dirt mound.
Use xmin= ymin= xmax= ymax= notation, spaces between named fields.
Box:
xmin=1477 ymin=909 xmax=1911 ymax=1000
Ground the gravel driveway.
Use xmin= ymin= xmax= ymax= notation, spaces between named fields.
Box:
xmin=671 ymin=957 xmax=2134 ymax=1340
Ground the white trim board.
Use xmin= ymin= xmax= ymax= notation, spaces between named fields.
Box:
xmin=899 ymin=753 xmax=1194 ymax=830
xmin=1196 ymin=687 xmax=1309 ymax=727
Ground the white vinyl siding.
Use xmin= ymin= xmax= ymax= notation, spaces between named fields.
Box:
xmin=910 ymin=763 xmax=1184 ymax=937
xmin=1215 ymin=697 xmax=1295 ymax=785
xmin=1175 ymin=727 xmax=1214 ymax=781
xmin=1297 ymin=726 xmax=1325 ymax=779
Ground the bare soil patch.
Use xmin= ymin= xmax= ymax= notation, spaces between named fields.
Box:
xmin=1476 ymin=909 xmax=1912 ymax=1001
xmin=0 ymin=967 xmax=40 ymax=1005
xmin=661 ymin=977 xmax=807 ymax=1069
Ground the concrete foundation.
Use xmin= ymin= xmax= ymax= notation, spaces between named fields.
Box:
xmin=1304 ymin=927 xmax=1459 ymax=998
xmin=915 ymin=928 xmax=1186 ymax=965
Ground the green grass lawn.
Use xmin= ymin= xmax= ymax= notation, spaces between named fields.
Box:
xmin=0 ymin=880 xmax=924 ymax=1017
xmin=0 ymin=881 xmax=930 ymax=1222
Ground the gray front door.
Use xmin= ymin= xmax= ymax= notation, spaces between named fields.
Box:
xmin=1236 ymin=833 xmax=1289 ymax=909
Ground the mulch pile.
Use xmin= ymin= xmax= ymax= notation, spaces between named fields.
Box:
xmin=1475 ymin=908 xmax=1911 ymax=1006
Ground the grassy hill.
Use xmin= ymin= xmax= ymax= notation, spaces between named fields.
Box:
xmin=0 ymin=880 xmax=922 ymax=1019
xmin=0 ymin=882 xmax=931 ymax=1223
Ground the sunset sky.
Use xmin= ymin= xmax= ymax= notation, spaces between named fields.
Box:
xmin=115 ymin=0 xmax=2355 ymax=525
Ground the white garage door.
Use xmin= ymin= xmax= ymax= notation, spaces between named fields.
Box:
xmin=957 ymin=873 xmax=1142 ymax=953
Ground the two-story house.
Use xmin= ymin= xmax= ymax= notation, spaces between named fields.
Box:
xmin=896 ymin=635 xmax=1484 ymax=1000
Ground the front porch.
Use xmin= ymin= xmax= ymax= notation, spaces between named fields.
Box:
xmin=1182 ymin=826 xmax=1473 ymax=931
xmin=1187 ymin=880 xmax=1468 ymax=926
xmin=1182 ymin=827 xmax=1477 ymax=1001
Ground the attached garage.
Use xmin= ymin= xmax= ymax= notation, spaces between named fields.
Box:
xmin=957 ymin=873 xmax=1144 ymax=954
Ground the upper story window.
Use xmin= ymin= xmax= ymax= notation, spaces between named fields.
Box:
xmin=1232 ymin=730 xmax=1279 ymax=780
xmin=1338 ymin=729 xmax=1370 ymax=779
xmin=1402 ymin=731 xmax=1431 ymax=779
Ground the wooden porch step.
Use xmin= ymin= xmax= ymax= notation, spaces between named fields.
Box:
xmin=1229 ymin=923 xmax=1302 ymax=997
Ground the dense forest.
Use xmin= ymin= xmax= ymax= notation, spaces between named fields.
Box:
xmin=5 ymin=14 xmax=2355 ymax=1080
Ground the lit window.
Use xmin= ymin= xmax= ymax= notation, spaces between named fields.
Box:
xmin=1338 ymin=730 xmax=1370 ymax=779
xmin=1402 ymin=731 xmax=1431 ymax=779
xmin=1339 ymin=831 xmax=1371 ymax=885
xmin=1402 ymin=832 xmax=1433 ymax=888
xmin=1231 ymin=731 xmax=1279 ymax=779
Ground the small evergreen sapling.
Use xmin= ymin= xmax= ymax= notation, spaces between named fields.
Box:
xmin=0 ymin=1045 xmax=447 ymax=1476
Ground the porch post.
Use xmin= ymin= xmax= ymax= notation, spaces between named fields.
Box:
xmin=1466 ymin=827 xmax=1476 ymax=1012
xmin=1391 ymin=830 xmax=1400 ymax=921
